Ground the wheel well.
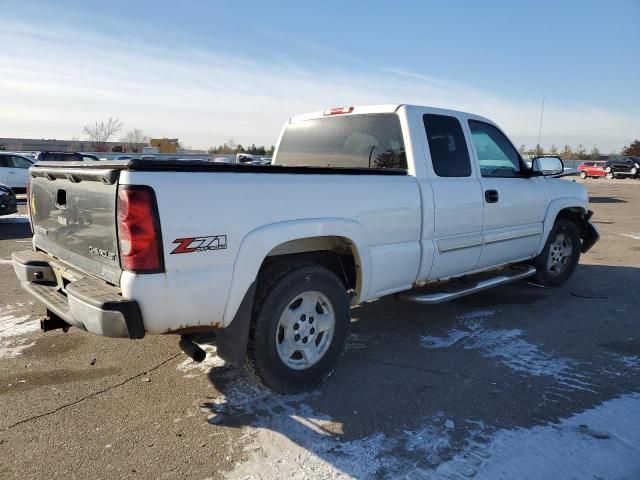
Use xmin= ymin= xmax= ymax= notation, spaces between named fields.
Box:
xmin=556 ymin=207 xmax=585 ymax=227
xmin=259 ymin=237 xmax=359 ymax=294
xmin=556 ymin=207 xmax=592 ymax=242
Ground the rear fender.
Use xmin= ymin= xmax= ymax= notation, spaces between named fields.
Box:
xmin=222 ymin=218 xmax=370 ymax=328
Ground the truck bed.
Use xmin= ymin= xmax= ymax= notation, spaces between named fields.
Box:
xmin=32 ymin=158 xmax=407 ymax=175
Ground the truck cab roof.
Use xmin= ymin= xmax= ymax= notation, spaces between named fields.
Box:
xmin=289 ymin=104 xmax=495 ymax=126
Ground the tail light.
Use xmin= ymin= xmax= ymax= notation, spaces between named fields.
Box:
xmin=26 ymin=182 xmax=33 ymax=232
xmin=323 ymin=106 xmax=354 ymax=116
xmin=117 ymin=186 xmax=164 ymax=273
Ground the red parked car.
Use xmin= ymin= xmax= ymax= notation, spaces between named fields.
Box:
xmin=578 ymin=161 xmax=608 ymax=179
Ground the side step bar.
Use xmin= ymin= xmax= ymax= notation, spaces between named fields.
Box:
xmin=397 ymin=266 xmax=537 ymax=305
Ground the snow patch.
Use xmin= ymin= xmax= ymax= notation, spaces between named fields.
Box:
xmin=0 ymin=305 xmax=39 ymax=359
xmin=420 ymin=312 xmax=592 ymax=390
xmin=620 ymin=233 xmax=640 ymax=241
xmin=414 ymin=394 xmax=640 ymax=480
xmin=345 ymin=332 xmax=368 ymax=351
xmin=618 ymin=355 xmax=640 ymax=368
xmin=226 ymin=406 xmax=456 ymax=480
xmin=421 ymin=329 xmax=468 ymax=349
xmin=456 ymin=310 xmax=496 ymax=321
xmin=176 ymin=343 xmax=224 ymax=378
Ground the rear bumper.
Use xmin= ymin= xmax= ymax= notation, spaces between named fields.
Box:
xmin=11 ymin=250 xmax=145 ymax=339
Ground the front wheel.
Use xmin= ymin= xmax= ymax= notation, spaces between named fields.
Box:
xmin=579 ymin=171 xmax=587 ymax=179
xmin=533 ymin=218 xmax=581 ymax=286
xmin=246 ymin=262 xmax=350 ymax=393
xmin=605 ymin=172 xmax=614 ymax=180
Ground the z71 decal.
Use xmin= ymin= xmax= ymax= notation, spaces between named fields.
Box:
xmin=171 ymin=235 xmax=227 ymax=254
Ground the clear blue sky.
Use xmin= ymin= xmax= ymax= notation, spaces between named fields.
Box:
xmin=1 ymin=0 xmax=638 ymax=151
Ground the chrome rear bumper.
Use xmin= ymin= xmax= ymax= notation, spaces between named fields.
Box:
xmin=12 ymin=250 xmax=144 ymax=338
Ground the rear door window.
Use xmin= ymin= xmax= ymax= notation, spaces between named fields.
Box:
xmin=423 ymin=114 xmax=471 ymax=177
xmin=10 ymin=156 xmax=32 ymax=168
xmin=276 ymin=114 xmax=407 ymax=170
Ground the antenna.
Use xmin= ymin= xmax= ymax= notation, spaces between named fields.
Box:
xmin=537 ymin=96 xmax=545 ymax=147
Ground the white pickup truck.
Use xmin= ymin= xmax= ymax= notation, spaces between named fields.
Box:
xmin=13 ymin=104 xmax=599 ymax=392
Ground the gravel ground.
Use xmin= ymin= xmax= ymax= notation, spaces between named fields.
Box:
xmin=0 ymin=179 xmax=639 ymax=479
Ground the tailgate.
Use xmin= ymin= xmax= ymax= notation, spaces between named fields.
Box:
xmin=29 ymin=165 xmax=122 ymax=284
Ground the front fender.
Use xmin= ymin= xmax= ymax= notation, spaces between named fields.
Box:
xmin=536 ymin=197 xmax=588 ymax=255
xmin=221 ymin=218 xmax=371 ymax=327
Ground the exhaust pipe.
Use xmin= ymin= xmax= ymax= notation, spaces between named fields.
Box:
xmin=178 ymin=335 xmax=206 ymax=363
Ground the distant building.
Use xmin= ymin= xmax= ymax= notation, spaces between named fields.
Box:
xmin=0 ymin=137 xmax=206 ymax=156
xmin=149 ymin=138 xmax=180 ymax=154
xmin=0 ymin=137 xmax=146 ymax=153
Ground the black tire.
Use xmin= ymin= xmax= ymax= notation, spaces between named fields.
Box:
xmin=246 ymin=262 xmax=350 ymax=393
xmin=579 ymin=171 xmax=587 ymax=179
xmin=605 ymin=172 xmax=614 ymax=180
xmin=533 ymin=218 xmax=581 ymax=286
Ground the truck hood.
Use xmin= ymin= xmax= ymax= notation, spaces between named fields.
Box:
xmin=544 ymin=176 xmax=589 ymax=208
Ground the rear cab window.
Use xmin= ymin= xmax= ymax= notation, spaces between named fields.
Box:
xmin=275 ymin=114 xmax=407 ymax=171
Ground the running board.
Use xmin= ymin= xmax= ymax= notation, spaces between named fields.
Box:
xmin=397 ymin=266 xmax=537 ymax=305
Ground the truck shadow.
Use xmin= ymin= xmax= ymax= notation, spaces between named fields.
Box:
xmin=202 ymin=264 xmax=640 ymax=478
xmin=588 ymin=196 xmax=626 ymax=203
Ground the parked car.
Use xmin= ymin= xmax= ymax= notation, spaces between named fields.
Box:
xmin=13 ymin=104 xmax=599 ymax=393
xmin=0 ymin=183 xmax=18 ymax=216
xmin=0 ymin=152 xmax=34 ymax=191
xmin=604 ymin=156 xmax=640 ymax=179
xmin=578 ymin=161 xmax=607 ymax=179
xmin=35 ymin=151 xmax=100 ymax=162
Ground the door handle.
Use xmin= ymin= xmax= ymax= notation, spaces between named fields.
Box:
xmin=485 ymin=189 xmax=499 ymax=203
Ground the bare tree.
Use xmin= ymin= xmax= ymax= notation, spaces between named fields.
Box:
xmin=83 ymin=117 xmax=124 ymax=151
xmin=120 ymin=128 xmax=150 ymax=152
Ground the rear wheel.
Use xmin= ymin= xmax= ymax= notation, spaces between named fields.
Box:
xmin=605 ymin=172 xmax=614 ymax=180
xmin=533 ymin=218 xmax=581 ymax=286
xmin=246 ymin=262 xmax=350 ymax=393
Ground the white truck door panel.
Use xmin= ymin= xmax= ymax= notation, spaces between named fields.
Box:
xmin=419 ymin=111 xmax=483 ymax=280
xmin=466 ymin=120 xmax=546 ymax=268
xmin=6 ymin=155 xmax=31 ymax=189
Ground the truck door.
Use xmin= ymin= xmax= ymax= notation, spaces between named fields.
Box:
xmin=422 ymin=113 xmax=484 ymax=279
xmin=6 ymin=155 xmax=31 ymax=190
xmin=466 ymin=120 xmax=546 ymax=269
xmin=0 ymin=156 xmax=8 ymax=185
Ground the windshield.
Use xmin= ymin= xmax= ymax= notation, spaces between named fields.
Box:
xmin=275 ymin=114 xmax=406 ymax=170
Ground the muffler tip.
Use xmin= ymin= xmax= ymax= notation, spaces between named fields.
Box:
xmin=179 ymin=336 xmax=206 ymax=363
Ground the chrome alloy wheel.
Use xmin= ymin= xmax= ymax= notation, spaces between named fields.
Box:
xmin=547 ymin=232 xmax=573 ymax=276
xmin=275 ymin=291 xmax=335 ymax=370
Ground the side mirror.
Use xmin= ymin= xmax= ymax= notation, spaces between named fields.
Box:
xmin=532 ymin=156 xmax=564 ymax=176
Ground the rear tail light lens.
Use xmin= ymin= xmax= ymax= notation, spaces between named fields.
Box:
xmin=323 ymin=106 xmax=354 ymax=116
xmin=117 ymin=186 xmax=164 ymax=273
xmin=26 ymin=182 xmax=33 ymax=232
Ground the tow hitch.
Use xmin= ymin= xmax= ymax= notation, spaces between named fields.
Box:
xmin=41 ymin=310 xmax=71 ymax=332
